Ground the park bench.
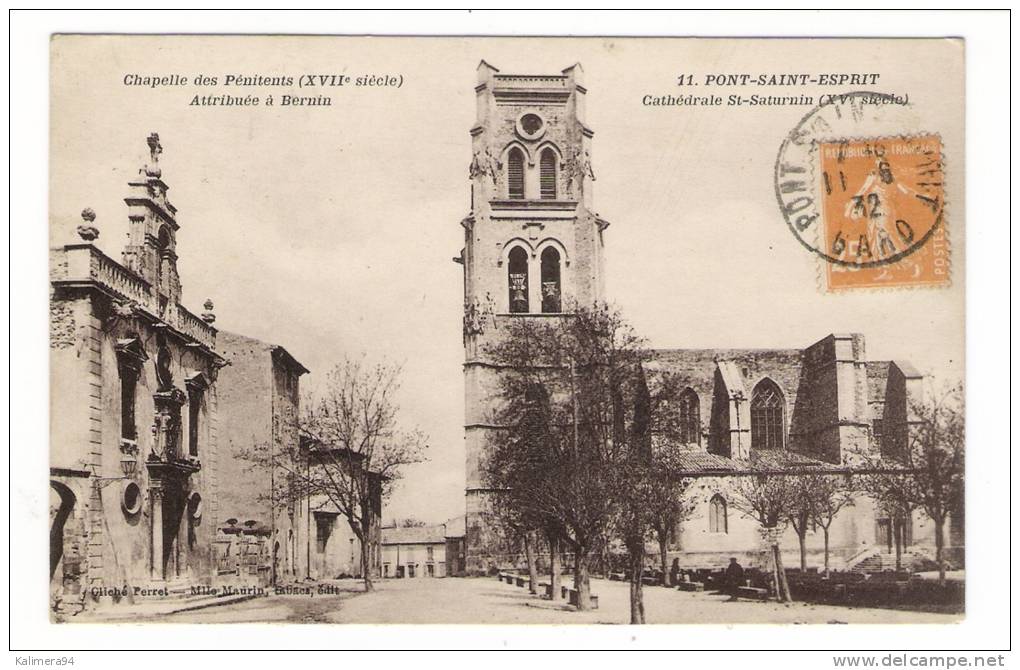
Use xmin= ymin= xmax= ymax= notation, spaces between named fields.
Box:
xmin=608 ymin=572 xmax=625 ymax=582
xmin=677 ymin=581 xmax=704 ymax=592
xmin=515 ymin=576 xmax=528 ymax=588
xmin=558 ymin=585 xmax=599 ymax=609
xmin=737 ymin=586 xmax=769 ymax=600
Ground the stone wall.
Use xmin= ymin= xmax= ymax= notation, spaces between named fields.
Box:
xmin=50 ymin=280 xmax=221 ymax=607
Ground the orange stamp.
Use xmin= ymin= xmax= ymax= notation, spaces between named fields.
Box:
xmin=775 ymin=92 xmax=950 ymax=292
xmin=818 ymin=135 xmax=949 ymax=290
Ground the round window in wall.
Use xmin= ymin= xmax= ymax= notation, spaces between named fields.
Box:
xmin=121 ymin=481 xmax=142 ymax=516
xmin=516 ymin=112 xmax=546 ymax=141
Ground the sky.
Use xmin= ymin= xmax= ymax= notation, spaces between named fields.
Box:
xmin=50 ymin=36 xmax=964 ymax=524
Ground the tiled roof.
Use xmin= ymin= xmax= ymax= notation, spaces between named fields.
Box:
xmin=669 ymin=449 xmax=841 ymax=475
xmin=742 ymin=449 xmax=834 ymax=470
xmin=381 ymin=525 xmax=447 ymax=545
xmin=672 ymin=452 xmax=742 ymax=472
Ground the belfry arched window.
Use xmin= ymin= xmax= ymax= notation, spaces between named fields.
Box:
xmin=540 ymin=247 xmax=561 ymax=313
xmin=507 ymin=148 xmax=525 ymax=200
xmin=751 ymin=378 xmax=785 ymax=450
xmin=156 ymin=225 xmax=172 ymax=292
xmin=508 ymin=246 xmax=529 ymax=313
xmin=709 ymin=494 xmax=728 ymax=533
xmin=539 ymin=148 xmax=557 ymax=200
xmin=678 ymin=388 xmax=700 ymax=445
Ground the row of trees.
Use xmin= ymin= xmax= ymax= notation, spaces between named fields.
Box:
xmin=483 ymin=303 xmax=964 ymax=622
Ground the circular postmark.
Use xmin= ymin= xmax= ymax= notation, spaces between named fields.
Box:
xmin=775 ymin=91 xmax=945 ymax=272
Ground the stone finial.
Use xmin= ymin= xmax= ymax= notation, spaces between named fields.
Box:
xmin=77 ymin=208 xmax=99 ymax=241
xmin=145 ymin=132 xmax=163 ymax=178
xmin=201 ymin=299 xmax=216 ymax=324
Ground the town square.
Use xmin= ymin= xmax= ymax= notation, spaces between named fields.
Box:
xmin=46 ymin=36 xmax=966 ymax=629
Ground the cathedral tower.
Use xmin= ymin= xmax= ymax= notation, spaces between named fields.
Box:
xmin=459 ymin=62 xmax=609 ymax=572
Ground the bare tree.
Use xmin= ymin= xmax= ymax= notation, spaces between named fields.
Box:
xmin=483 ymin=303 xmax=648 ymax=612
xmin=647 ymin=456 xmax=699 ymax=587
xmin=729 ymin=462 xmax=796 ymax=603
xmin=488 ymin=491 xmax=541 ymax=595
xmin=246 ymin=357 xmax=428 ymax=592
xmin=787 ymin=488 xmax=813 ymax=573
xmin=859 ymin=382 xmax=963 ymax=584
xmin=644 ymin=373 xmax=702 ymax=587
xmin=803 ymin=473 xmax=857 ymax=576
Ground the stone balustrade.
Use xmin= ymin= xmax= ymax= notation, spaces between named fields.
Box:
xmin=53 ymin=244 xmax=216 ymax=349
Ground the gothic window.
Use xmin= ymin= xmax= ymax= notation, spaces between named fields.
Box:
xmin=508 ymin=246 xmax=529 ymax=313
xmin=507 ymin=148 xmax=525 ymax=199
xmin=540 ymin=247 xmax=562 ymax=313
xmin=678 ymin=388 xmax=700 ymax=445
xmin=709 ymin=494 xmax=728 ymax=533
xmin=751 ymin=379 xmax=785 ymax=450
xmin=540 ymin=148 xmax=557 ymax=199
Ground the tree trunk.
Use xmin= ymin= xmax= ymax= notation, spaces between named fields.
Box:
xmin=770 ymin=549 xmax=781 ymax=600
xmin=629 ymin=542 xmax=646 ymax=624
xmin=894 ymin=516 xmax=903 ymax=572
xmin=359 ymin=527 xmax=374 ymax=592
xmin=798 ymin=531 xmax=807 ymax=572
xmin=658 ymin=533 xmax=670 ymax=587
xmin=934 ymin=515 xmax=946 ymax=586
xmin=823 ymin=526 xmax=831 ymax=577
xmin=549 ymin=533 xmax=561 ymax=601
xmin=574 ymin=550 xmax=591 ymax=611
xmin=524 ymin=531 xmax=538 ymax=595
xmin=773 ymin=543 xmax=792 ymax=603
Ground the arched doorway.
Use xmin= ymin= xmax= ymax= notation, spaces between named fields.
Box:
xmin=49 ymin=481 xmax=78 ymax=587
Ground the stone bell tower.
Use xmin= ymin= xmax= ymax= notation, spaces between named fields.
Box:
xmin=458 ymin=61 xmax=609 ymax=573
xmin=121 ymin=133 xmax=183 ymax=315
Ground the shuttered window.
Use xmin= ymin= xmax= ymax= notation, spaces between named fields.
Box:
xmin=539 ymin=149 xmax=557 ymax=199
xmin=508 ymin=148 xmax=525 ymax=199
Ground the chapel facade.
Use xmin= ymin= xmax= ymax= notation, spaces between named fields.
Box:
xmin=50 ymin=134 xmax=226 ymax=614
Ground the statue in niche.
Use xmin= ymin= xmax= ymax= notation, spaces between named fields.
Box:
xmin=469 ymin=148 xmax=502 ymax=184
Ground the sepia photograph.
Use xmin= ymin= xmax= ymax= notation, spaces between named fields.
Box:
xmin=8 ymin=9 xmax=1012 ymax=660
xmin=45 ymin=33 xmax=968 ymax=627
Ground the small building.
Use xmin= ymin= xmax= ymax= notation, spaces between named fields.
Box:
xmin=381 ymin=525 xmax=449 ymax=578
xmin=300 ymin=434 xmax=384 ymax=580
xmin=444 ymin=515 xmax=467 ymax=577
xmin=50 ymin=133 xmax=227 ymax=614
xmin=215 ymin=331 xmax=309 ymax=585
xmin=382 ymin=517 xmax=466 ymax=578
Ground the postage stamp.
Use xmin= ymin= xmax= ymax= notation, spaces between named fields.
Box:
xmin=774 ymin=92 xmax=950 ymax=291
xmin=819 ymin=134 xmax=948 ymax=289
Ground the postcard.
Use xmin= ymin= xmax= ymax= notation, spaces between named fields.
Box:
xmin=48 ymin=35 xmax=964 ymax=626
